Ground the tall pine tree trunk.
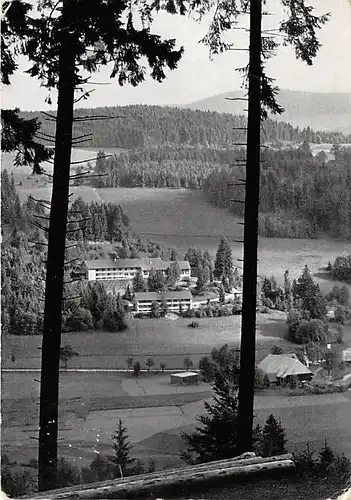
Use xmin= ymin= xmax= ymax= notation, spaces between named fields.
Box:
xmin=38 ymin=3 xmax=77 ymax=490
xmin=237 ymin=0 xmax=262 ymax=453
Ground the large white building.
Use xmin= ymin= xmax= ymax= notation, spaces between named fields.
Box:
xmin=134 ymin=290 xmax=192 ymax=313
xmin=81 ymin=257 xmax=191 ymax=282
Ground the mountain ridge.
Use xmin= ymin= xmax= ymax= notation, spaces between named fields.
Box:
xmin=181 ymin=89 xmax=351 ymax=133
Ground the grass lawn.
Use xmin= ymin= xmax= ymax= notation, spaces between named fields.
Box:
xmin=2 ymin=311 xmax=289 ymax=369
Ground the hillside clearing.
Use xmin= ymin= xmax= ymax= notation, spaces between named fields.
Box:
xmin=1 ymin=311 xmax=289 ymax=370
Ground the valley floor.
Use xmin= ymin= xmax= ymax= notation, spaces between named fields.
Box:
xmin=1 ymin=311 xmax=291 ymax=370
xmin=2 ymin=371 xmax=351 ymax=470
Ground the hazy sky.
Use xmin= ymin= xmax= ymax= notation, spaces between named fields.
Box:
xmin=2 ymin=0 xmax=351 ymax=111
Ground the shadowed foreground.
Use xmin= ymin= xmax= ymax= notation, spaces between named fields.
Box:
xmin=19 ymin=453 xmax=351 ymax=500
xmin=23 ymin=453 xmax=294 ymax=499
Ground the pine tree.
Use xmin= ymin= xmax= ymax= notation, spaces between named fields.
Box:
xmin=183 ymin=357 xmax=193 ymax=371
xmin=195 ymin=266 xmax=205 ymax=293
xmin=170 ymin=249 xmax=178 ymax=261
xmin=59 ymin=345 xmax=78 ymax=369
xmin=133 ymin=361 xmax=141 ymax=377
xmin=284 ymin=270 xmax=291 ymax=296
xmin=1 ymin=170 xmax=11 ymax=224
xmin=148 ymin=269 xmax=166 ymax=292
xmin=145 ymin=357 xmax=155 ymax=372
xmin=319 ymin=441 xmax=335 ymax=476
xmin=260 ymin=414 xmax=287 ymax=457
xmin=284 ymin=269 xmax=293 ymax=309
xmin=222 ymin=275 xmax=230 ymax=293
xmin=132 ymin=270 xmax=147 ymax=292
xmin=126 ymin=357 xmax=134 ymax=371
xmin=202 ymin=250 xmax=214 ymax=282
xmin=124 ymin=284 xmax=133 ymax=301
xmin=219 ymin=284 xmax=225 ymax=304
xmin=182 ymin=370 xmax=239 ymax=464
xmin=294 ymin=265 xmax=326 ymax=319
xmin=295 ymin=265 xmax=315 ymax=301
xmin=262 ymin=277 xmax=272 ymax=300
xmin=214 ymin=237 xmax=233 ymax=280
xmin=150 ymin=301 xmax=161 ymax=318
xmin=185 ymin=248 xmax=202 ymax=274
xmin=111 ymin=419 xmax=134 ymax=476
xmin=160 ymin=298 xmax=168 ymax=317
xmin=166 ymin=260 xmax=181 ymax=286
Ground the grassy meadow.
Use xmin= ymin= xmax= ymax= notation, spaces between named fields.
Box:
xmin=1 ymin=311 xmax=289 ymax=370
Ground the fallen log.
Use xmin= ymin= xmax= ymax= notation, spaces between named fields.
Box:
xmin=25 ymin=453 xmax=293 ymax=497
xmin=24 ymin=454 xmax=295 ymax=500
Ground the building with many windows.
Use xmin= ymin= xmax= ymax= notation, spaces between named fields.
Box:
xmin=81 ymin=258 xmax=191 ymax=282
xmin=134 ymin=290 xmax=192 ymax=313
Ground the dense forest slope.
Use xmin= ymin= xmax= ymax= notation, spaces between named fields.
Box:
xmin=203 ymin=144 xmax=351 ymax=240
xmin=86 ymin=146 xmax=240 ymax=189
xmin=185 ymin=89 xmax=351 ymax=134
xmin=23 ymin=104 xmax=351 ymax=149
xmin=80 ymin=142 xmax=351 ymax=240
xmin=15 ymin=105 xmax=351 ymax=241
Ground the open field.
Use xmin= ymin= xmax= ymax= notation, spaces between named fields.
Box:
xmin=2 ymin=309 xmax=351 ymax=371
xmin=1 ymin=311 xmax=290 ymax=370
xmin=1 ymin=372 xmax=211 ymax=465
xmin=2 ymin=370 xmax=351 ymax=470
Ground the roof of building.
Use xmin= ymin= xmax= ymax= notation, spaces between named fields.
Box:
xmin=83 ymin=258 xmax=190 ymax=271
xmin=257 ymin=354 xmax=312 ymax=380
xmin=134 ymin=290 xmax=192 ymax=301
xmin=139 ymin=259 xmax=191 ymax=271
xmin=171 ymin=372 xmax=198 ymax=378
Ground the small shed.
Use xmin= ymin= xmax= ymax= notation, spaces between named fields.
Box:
xmin=342 ymin=347 xmax=351 ymax=363
xmin=171 ymin=372 xmax=198 ymax=385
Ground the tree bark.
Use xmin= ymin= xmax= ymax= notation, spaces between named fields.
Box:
xmin=238 ymin=0 xmax=262 ymax=454
xmin=38 ymin=2 xmax=77 ymax=491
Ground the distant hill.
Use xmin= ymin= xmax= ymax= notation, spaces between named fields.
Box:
xmin=22 ymin=102 xmax=350 ymax=149
xmin=183 ymin=89 xmax=351 ymax=134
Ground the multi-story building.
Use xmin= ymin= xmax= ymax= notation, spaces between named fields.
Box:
xmin=81 ymin=257 xmax=191 ymax=282
xmin=134 ymin=290 xmax=192 ymax=313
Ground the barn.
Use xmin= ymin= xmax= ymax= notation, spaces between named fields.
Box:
xmin=257 ymin=353 xmax=313 ymax=384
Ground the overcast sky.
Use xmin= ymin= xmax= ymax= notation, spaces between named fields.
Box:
xmin=2 ymin=0 xmax=351 ymax=111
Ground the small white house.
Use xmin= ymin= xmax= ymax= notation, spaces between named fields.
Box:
xmin=170 ymin=372 xmax=198 ymax=385
xmin=342 ymin=347 xmax=351 ymax=363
